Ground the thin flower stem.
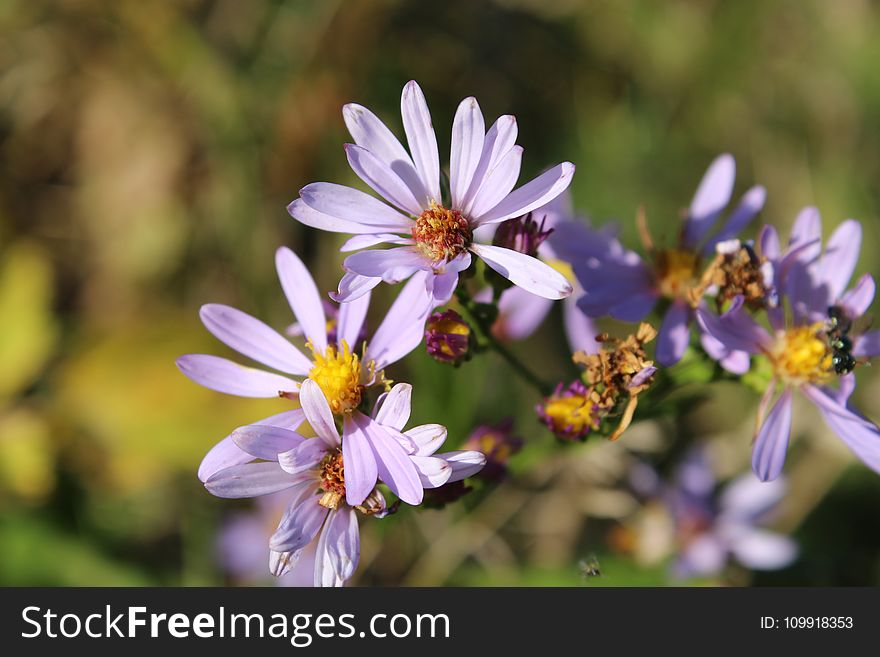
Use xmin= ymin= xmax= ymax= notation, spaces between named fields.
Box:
xmin=456 ymin=286 xmax=552 ymax=396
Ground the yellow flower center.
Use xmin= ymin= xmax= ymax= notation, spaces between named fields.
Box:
xmin=308 ymin=340 xmax=363 ymax=414
xmin=412 ymin=202 xmax=472 ymax=262
xmin=767 ymin=324 xmax=833 ymax=385
xmin=654 ymin=248 xmax=700 ymax=300
xmin=543 ymin=394 xmax=598 ymax=436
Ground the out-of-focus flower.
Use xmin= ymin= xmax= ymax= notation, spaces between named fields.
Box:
xmin=537 ymin=380 xmax=600 ymax=441
xmin=462 ymin=418 xmax=523 ymax=480
xmin=568 ymin=154 xmax=765 ymax=368
xmin=425 ymin=310 xmax=473 ymax=365
xmin=659 ymin=451 xmax=797 ymax=579
xmin=205 ymin=379 xmax=484 ymax=586
xmin=178 ymin=247 xmax=433 ymax=506
xmin=288 ymin=80 xmax=574 ymax=305
xmin=697 ymin=210 xmax=880 ymax=481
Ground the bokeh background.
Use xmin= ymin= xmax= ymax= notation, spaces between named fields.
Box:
xmin=2 ymin=0 xmax=879 ymax=586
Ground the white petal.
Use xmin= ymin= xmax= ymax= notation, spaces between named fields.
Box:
xmin=470 ymin=244 xmax=572 ymax=299
xmin=449 ymin=96 xmax=485 ymax=208
xmin=401 ymin=80 xmax=441 ymax=202
xmin=472 ymin=162 xmax=575 ymax=226
xmin=275 ymin=247 xmax=327 ymax=353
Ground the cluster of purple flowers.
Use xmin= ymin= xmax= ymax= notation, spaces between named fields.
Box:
xmin=180 ymin=80 xmax=879 ymax=586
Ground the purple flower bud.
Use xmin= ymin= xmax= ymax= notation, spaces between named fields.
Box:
xmin=492 ymin=212 xmax=554 ymax=257
xmin=463 ymin=418 xmax=524 ymax=481
xmin=425 ymin=310 xmax=473 ymax=365
xmin=536 ymin=380 xmax=599 ymax=441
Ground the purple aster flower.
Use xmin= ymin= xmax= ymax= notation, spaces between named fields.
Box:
xmin=568 ymin=154 xmax=766 ymax=367
xmin=287 ymin=80 xmax=574 ymax=305
xmin=660 ymin=450 xmax=798 ymax=579
xmin=177 ymin=246 xmax=433 ymax=506
xmin=205 ymin=379 xmax=485 ymax=587
xmin=697 ymin=209 xmax=880 ymax=481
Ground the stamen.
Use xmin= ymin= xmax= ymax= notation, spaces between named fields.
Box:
xmin=308 ymin=340 xmax=363 ymax=414
xmin=412 ymin=202 xmax=472 ymax=262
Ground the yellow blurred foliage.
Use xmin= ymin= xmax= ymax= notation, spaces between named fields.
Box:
xmin=0 ymin=406 xmax=54 ymax=503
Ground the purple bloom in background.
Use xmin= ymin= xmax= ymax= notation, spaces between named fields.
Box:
xmin=204 ymin=380 xmax=485 ymax=587
xmin=697 ymin=209 xmax=880 ymax=481
xmin=177 ymin=246 xmax=433 ymax=505
xmin=462 ymin=418 xmax=523 ymax=481
xmin=567 ymin=154 xmax=766 ymax=367
xmin=660 ymin=450 xmax=797 ymax=579
xmin=288 ymin=80 xmax=574 ymax=305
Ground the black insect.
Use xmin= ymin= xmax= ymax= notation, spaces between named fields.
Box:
xmin=578 ymin=554 xmax=602 ymax=579
xmin=826 ymin=305 xmax=856 ymax=374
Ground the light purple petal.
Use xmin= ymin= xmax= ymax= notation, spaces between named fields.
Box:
xmin=401 ymin=80 xmax=441 ymax=203
xmin=703 ymin=185 xmax=766 ymax=255
xmin=373 ymin=382 xmax=412 ymax=431
xmin=461 ymin=115 xmax=518 ymax=215
xmin=409 ymin=455 xmax=452 ymax=488
xmin=278 ymin=438 xmax=328 ymax=476
xmin=276 ymin=247 xmax=327 ymax=353
xmin=176 ymin=354 xmax=299 ymax=398
xmin=199 ymin=304 xmax=312 ymax=375
xmin=345 ymin=144 xmax=424 ymax=216
xmin=296 ymin=183 xmax=414 ymax=232
xmin=342 ymin=102 xmax=427 ymax=205
xmin=364 ymin=417 xmax=424 ymax=505
xmin=495 ymin=285 xmax=554 ymax=341
xmin=270 ymin=493 xmax=328 ymax=553
xmin=313 ymin=509 xmax=342 ymax=587
xmin=694 ymin=298 xmax=770 ymax=355
xmin=473 ymin=162 xmax=575 ymax=226
xmin=441 ymin=450 xmax=487 ymax=482
xmin=628 ymin=366 xmax=656 ymax=389
xmin=683 ymin=153 xmax=735 ymax=249
xmin=818 ymin=219 xmax=862 ymax=304
xmin=759 ymin=224 xmax=781 ymax=260
xmin=299 ymin=379 xmax=341 ymax=448
xmin=342 ymin=414 xmax=379 ymax=506
xmin=467 ymin=145 xmax=523 ymax=219
xmin=674 ymin=534 xmax=727 ymax=579
xmin=324 ymin=506 xmax=360 ymax=584
xmin=336 ymin=289 xmax=371 ymax=351
xmin=719 ymin=472 xmax=787 ymax=520
xmin=785 ymin=207 xmax=823 ymax=322
xmin=366 ymin=271 xmax=433 ymax=369
xmin=331 ymin=272 xmax=382 ymax=304
xmin=471 ymin=243 xmax=572 ymax=299
xmin=232 ymin=425 xmax=306 ymax=461
xmin=343 ymin=246 xmax=427 ymax=283
xmin=288 ymin=197 xmax=391 ymax=235
xmin=727 ymin=528 xmax=798 ymax=570
xmin=699 ymin=331 xmax=751 ymax=374
xmin=854 ymin=330 xmax=880 ymax=358
xmin=802 ymin=385 xmax=880 ymax=474
xmin=656 ymin=300 xmax=691 ymax=366
xmin=198 ymin=409 xmax=306 ymax=482
xmin=404 ymin=424 xmax=448 ymax=456
xmin=449 ymin=96 xmax=485 ymax=209
xmin=752 ymin=388 xmax=793 ymax=482
xmin=563 ymin=295 xmax=600 ymax=354
xmin=340 ymin=234 xmax=413 ymax=252
xmin=429 ymin=268 xmax=461 ymax=306
xmin=840 ymin=273 xmax=875 ymax=319
xmin=205 ymin=462 xmax=300 ymax=498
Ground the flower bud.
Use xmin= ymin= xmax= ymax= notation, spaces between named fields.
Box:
xmin=492 ymin=212 xmax=554 ymax=257
xmin=536 ymin=381 xmax=599 ymax=441
xmin=425 ymin=310 xmax=473 ymax=365
xmin=463 ymin=418 xmax=523 ymax=481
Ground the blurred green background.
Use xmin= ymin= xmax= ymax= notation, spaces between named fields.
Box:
xmin=1 ymin=0 xmax=879 ymax=586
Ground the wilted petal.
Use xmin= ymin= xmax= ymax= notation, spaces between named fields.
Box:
xmin=200 ymin=304 xmax=312 ymax=375
xmin=656 ymin=300 xmax=691 ymax=366
xmin=401 ymin=80 xmax=441 ymax=202
xmin=276 ymin=247 xmax=327 ymax=353
xmin=752 ymin=389 xmax=793 ymax=482
xmin=373 ymin=383 xmax=412 ymax=431
xmin=342 ymin=414 xmax=379 ymax=506
xmin=205 ymin=462 xmax=301 ymax=499
xmin=299 ymin=379 xmax=341 ymax=448
xmin=471 ymin=243 xmax=572 ymax=299
xmin=473 ymin=162 xmax=575 ymax=226
xmin=683 ymin=154 xmax=735 ymax=249
xmin=232 ymin=425 xmax=306 ymax=461
xmin=176 ymin=354 xmax=299 ymax=398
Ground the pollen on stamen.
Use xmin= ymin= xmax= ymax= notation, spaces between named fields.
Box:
xmin=412 ymin=202 xmax=472 ymax=262
xmin=768 ymin=324 xmax=833 ymax=385
xmin=318 ymin=451 xmax=346 ymax=509
xmin=654 ymin=248 xmax=701 ymax=300
xmin=308 ymin=340 xmax=363 ymax=414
